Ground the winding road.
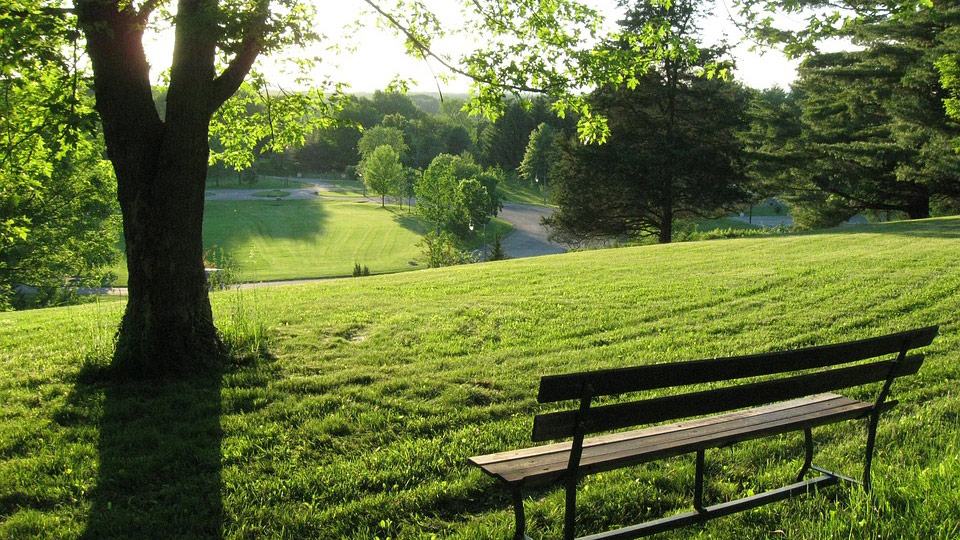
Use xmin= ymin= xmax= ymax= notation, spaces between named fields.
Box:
xmin=498 ymin=203 xmax=567 ymax=258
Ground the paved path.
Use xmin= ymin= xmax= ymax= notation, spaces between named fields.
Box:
xmin=498 ymin=203 xmax=567 ymax=258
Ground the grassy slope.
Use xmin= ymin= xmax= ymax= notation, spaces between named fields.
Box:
xmin=112 ymin=199 xmax=432 ymax=284
xmin=3 ymin=217 xmax=960 ymax=539
xmin=498 ymin=176 xmax=551 ymax=206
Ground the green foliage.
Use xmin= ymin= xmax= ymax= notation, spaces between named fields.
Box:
xmin=360 ymin=145 xmax=405 ymax=207
xmin=415 ymin=154 xmax=501 ymax=237
xmin=488 ymin=230 xmax=507 ymax=260
xmin=518 ymin=123 xmax=562 ymax=187
xmin=547 ymin=0 xmax=749 ymax=244
xmin=209 ymin=77 xmax=351 ymax=175
xmin=202 ymin=247 xmax=240 ymax=291
xmin=747 ymin=5 xmax=960 ymax=222
xmin=352 ymin=263 xmax=371 ymax=277
xmin=936 ymin=51 xmax=960 ymax=149
xmin=0 ymin=16 xmax=120 ymax=310
xmin=357 ymin=126 xmax=408 ymax=160
xmin=417 ymin=231 xmax=478 ymax=267
xmin=736 ymin=0 xmax=960 ymax=158
xmin=2 ymin=217 xmax=960 ymax=538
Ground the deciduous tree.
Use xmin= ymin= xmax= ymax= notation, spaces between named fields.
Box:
xmin=14 ymin=0 xmax=718 ymax=376
xmin=360 ymin=145 xmax=404 ymax=207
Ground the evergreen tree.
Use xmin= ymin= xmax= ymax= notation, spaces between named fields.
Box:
xmin=546 ymin=0 xmax=749 ymax=244
xmin=750 ymin=5 xmax=960 ymax=224
xmin=519 ymin=123 xmax=561 ymax=188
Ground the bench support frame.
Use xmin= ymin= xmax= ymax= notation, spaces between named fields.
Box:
xmin=491 ymin=329 xmax=933 ymax=540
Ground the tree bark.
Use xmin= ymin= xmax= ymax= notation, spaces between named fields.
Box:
xmin=906 ymin=196 xmax=931 ymax=220
xmin=77 ymin=0 xmax=259 ymax=376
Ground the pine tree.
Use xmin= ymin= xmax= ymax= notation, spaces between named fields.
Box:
xmin=546 ymin=0 xmax=750 ymax=244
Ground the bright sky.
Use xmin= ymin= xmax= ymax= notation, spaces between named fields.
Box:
xmin=144 ymin=0 xmax=802 ymax=95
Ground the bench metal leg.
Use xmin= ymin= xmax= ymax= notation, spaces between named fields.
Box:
xmin=863 ymin=410 xmax=881 ymax=493
xmin=511 ymin=487 xmax=532 ymax=540
xmin=564 ymin=476 xmax=578 ymax=540
xmin=796 ymin=427 xmax=814 ymax=481
xmin=694 ymin=449 xmax=705 ymax=512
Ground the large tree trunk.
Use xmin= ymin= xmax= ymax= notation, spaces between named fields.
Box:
xmin=658 ymin=205 xmax=673 ymax=244
xmin=113 ymin=127 xmax=221 ymax=376
xmin=77 ymin=0 xmax=258 ymax=376
xmin=906 ymin=196 xmax=931 ymax=220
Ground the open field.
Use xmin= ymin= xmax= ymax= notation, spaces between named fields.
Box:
xmin=112 ymin=199 xmax=434 ymax=284
xmin=110 ymin=199 xmax=514 ymax=285
xmin=3 ymin=217 xmax=959 ymax=539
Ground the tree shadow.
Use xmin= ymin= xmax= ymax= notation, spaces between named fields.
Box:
xmin=792 ymin=217 xmax=960 ymax=239
xmin=391 ymin=208 xmax=432 ymax=236
xmin=78 ymin=368 xmax=223 ymax=539
xmin=204 ymin=199 xmax=328 ymax=246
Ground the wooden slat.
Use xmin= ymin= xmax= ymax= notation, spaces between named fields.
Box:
xmin=470 ymin=394 xmax=843 ymax=467
xmin=537 ymin=326 xmax=938 ymax=403
xmin=532 ymin=354 xmax=922 ymax=441
xmin=507 ymin=398 xmax=873 ymax=485
xmin=496 ymin=396 xmax=873 ymax=486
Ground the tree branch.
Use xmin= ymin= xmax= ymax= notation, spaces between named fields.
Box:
xmin=136 ymin=0 xmax=165 ymax=23
xmin=209 ymin=34 xmax=262 ymax=113
xmin=361 ymin=0 xmax=543 ymax=95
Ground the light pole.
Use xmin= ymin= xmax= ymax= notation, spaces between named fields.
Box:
xmin=483 ymin=221 xmax=488 ymax=260
xmin=535 ymin=175 xmax=546 ymax=205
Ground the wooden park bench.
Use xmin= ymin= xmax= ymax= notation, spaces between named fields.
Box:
xmin=468 ymin=326 xmax=939 ymax=540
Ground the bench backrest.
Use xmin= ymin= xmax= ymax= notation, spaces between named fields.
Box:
xmin=532 ymin=326 xmax=938 ymax=442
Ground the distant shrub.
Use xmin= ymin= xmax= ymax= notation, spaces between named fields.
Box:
xmin=675 ymin=226 xmax=791 ymax=243
xmin=488 ymin=230 xmax=507 ymax=261
xmin=203 ymin=246 xmax=239 ymax=290
xmin=353 ymin=263 xmax=371 ymax=277
xmin=418 ymin=231 xmax=478 ymax=268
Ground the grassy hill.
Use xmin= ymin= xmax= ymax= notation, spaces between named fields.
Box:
xmin=112 ymin=199 xmax=432 ymax=285
xmin=111 ymin=199 xmax=513 ymax=285
xmin=3 ymin=217 xmax=959 ymax=539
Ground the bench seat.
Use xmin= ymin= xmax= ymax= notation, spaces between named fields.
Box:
xmin=470 ymin=393 xmax=874 ymax=488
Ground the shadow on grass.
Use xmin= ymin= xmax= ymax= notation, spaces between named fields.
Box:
xmin=204 ymin=199 xmax=328 ymax=245
xmin=391 ymin=209 xmax=432 ymax=236
xmin=791 ymin=217 xmax=960 ymax=239
xmin=78 ymin=369 xmax=223 ymax=539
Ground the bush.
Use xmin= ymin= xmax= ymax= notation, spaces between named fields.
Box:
xmin=418 ymin=231 xmax=478 ymax=268
xmin=352 ymin=263 xmax=371 ymax=277
xmin=488 ymin=230 xmax=507 ymax=260
xmin=203 ymin=247 xmax=239 ymax=290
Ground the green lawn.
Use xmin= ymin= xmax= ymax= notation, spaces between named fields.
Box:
xmin=111 ymin=199 xmax=432 ymax=284
xmin=3 ymin=217 xmax=959 ymax=539
xmin=498 ymin=175 xmax=552 ymax=206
